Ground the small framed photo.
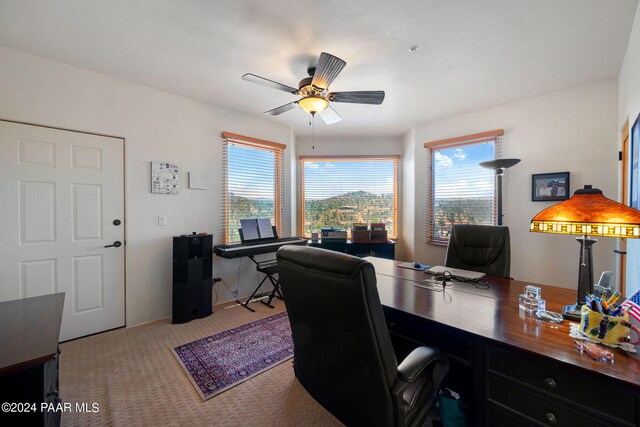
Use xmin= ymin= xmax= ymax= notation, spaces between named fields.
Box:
xmin=532 ymin=172 xmax=570 ymax=202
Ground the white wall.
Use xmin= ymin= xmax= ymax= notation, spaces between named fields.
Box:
xmin=399 ymin=128 xmax=416 ymax=261
xmin=289 ymin=129 xmax=298 ymax=235
xmin=619 ymin=5 xmax=640 ymax=296
xmin=403 ymin=78 xmax=619 ymax=289
xmin=0 ymin=46 xmax=293 ymax=326
xmin=295 ymin=136 xmax=402 ymax=157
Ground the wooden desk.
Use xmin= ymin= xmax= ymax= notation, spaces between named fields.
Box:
xmin=0 ymin=293 xmax=64 ymax=427
xmin=366 ymin=258 xmax=640 ymax=426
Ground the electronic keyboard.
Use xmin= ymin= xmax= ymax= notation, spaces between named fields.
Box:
xmin=213 ymin=237 xmax=307 ymax=259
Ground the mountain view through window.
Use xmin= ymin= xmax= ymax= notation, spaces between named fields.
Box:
xmin=300 ymin=157 xmax=398 ymax=238
xmin=227 ymin=143 xmax=278 ymax=243
xmin=430 ymin=141 xmax=496 ymax=241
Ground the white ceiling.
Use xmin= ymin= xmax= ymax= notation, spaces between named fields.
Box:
xmin=0 ymin=0 xmax=637 ymax=137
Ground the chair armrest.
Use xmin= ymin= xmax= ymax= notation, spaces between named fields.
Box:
xmin=392 ymin=346 xmax=449 ymax=412
xmin=397 ymin=346 xmax=443 ymax=382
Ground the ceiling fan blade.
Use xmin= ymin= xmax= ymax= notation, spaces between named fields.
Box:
xmin=242 ymin=73 xmax=298 ymax=94
xmin=311 ymin=52 xmax=346 ymax=91
xmin=328 ymin=91 xmax=385 ymax=105
xmin=264 ymin=102 xmax=298 ymax=116
xmin=318 ymin=106 xmax=342 ymax=125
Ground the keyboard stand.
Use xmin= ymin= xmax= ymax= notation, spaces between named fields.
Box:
xmin=235 ymin=255 xmax=283 ymax=312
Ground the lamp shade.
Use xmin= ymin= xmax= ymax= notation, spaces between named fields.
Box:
xmin=479 ymin=158 xmax=521 ymax=170
xmin=530 ymin=186 xmax=640 ymax=238
xmin=298 ymin=96 xmax=329 ymax=114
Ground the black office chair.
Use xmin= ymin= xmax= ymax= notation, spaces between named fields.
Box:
xmin=277 ymin=246 xmax=449 ymax=427
xmin=444 ymin=224 xmax=511 ymax=278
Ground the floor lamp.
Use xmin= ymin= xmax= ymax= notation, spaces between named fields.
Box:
xmin=479 ymin=159 xmax=521 ymax=226
xmin=530 ymin=185 xmax=640 ymax=321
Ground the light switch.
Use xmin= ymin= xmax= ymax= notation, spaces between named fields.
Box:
xmin=158 ymin=215 xmax=166 ymax=226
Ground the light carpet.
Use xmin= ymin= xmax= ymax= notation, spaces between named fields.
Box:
xmin=59 ymin=299 xmax=341 ymax=426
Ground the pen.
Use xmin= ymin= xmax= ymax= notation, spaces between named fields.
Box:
xmin=606 ymin=291 xmax=621 ymax=306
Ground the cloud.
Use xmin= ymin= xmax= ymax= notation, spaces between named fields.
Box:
xmin=453 ymin=149 xmax=467 ymax=160
xmin=435 ymin=179 xmax=493 ymax=198
xmin=434 ymin=152 xmax=452 ymax=167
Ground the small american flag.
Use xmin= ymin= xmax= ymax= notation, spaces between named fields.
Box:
xmin=621 ymin=289 xmax=640 ymax=322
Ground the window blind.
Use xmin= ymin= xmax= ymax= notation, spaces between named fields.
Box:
xmin=424 ymin=130 xmax=503 ymax=244
xmin=221 ymin=133 xmax=285 ymax=244
xmin=298 ymin=155 xmax=399 ymax=239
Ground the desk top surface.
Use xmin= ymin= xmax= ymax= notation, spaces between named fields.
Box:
xmin=0 ymin=293 xmax=64 ymax=375
xmin=366 ymin=257 xmax=640 ymax=388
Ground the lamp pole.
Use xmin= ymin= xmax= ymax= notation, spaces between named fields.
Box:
xmin=562 ymin=234 xmax=597 ymax=321
xmin=479 ymin=159 xmax=521 ymax=226
xmin=496 ymin=168 xmax=504 ymax=226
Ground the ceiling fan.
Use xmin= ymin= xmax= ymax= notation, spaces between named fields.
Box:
xmin=242 ymin=52 xmax=385 ymax=125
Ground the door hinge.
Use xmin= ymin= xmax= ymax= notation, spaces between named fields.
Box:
xmin=619 ymin=151 xmax=623 ymax=161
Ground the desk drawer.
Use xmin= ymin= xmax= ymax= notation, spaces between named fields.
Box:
xmin=486 ymin=344 xmax=636 ymax=425
xmin=487 ymin=403 xmax=543 ymax=427
xmin=383 ymin=307 xmax=472 ymax=365
xmin=488 ymin=375 xmax=611 ymax=426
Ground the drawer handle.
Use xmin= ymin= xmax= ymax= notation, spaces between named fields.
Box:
xmin=544 ymin=377 xmax=557 ymax=389
xmin=545 ymin=412 xmax=557 ymax=424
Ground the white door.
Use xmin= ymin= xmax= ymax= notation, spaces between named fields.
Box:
xmin=0 ymin=120 xmax=125 ymax=341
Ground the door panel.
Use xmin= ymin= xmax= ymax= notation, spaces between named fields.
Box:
xmin=73 ymin=254 xmax=103 ymax=314
xmin=72 ymin=184 xmax=103 ymax=241
xmin=19 ymin=181 xmax=57 ymax=244
xmin=20 ymin=258 xmax=57 ymax=298
xmin=0 ymin=120 xmax=125 ymax=341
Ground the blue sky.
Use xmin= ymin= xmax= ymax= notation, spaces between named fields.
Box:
xmin=303 ymin=160 xmax=395 ymax=200
xmin=228 ymin=144 xmax=275 ymax=199
xmin=433 ymin=142 xmax=495 ymax=199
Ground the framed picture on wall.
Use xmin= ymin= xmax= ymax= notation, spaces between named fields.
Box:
xmin=151 ymin=161 xmax=180 ymax=194
xmin=631 ymin=114 xmax=639 ymax=209
xmin=532 ymin=172 xmax=570 ymax=202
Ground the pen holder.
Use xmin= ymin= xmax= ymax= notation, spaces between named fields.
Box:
xmin=578 ymin=305 xmax=631 ymax=345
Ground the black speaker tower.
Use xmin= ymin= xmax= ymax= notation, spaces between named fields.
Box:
xmin=172 ymin=234 xmax=213 ymax=324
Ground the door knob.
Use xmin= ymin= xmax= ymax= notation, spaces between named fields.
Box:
xmin=105 ymin=241 xmax=122 ymax=248
xmin=113 ymin=219 xmax=122 ymax=226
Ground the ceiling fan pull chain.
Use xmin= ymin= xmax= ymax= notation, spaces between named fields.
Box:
xmin=312 ymin=113 xmax=316 ymax=150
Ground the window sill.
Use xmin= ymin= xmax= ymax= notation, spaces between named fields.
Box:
xmin=425 ymin=240 xmax=448 ymax=247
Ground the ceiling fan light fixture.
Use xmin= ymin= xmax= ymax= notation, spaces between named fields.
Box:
xmin=298 ymin=96 xmax=329 ymax=114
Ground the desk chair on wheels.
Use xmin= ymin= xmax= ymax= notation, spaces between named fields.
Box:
xmin=444 ymin=224 xmax=511 ymax=279
xmin=277 ymin=246 xmax=449 ymax=427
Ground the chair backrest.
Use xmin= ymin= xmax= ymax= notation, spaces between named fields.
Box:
xmin=444 ymin=224 xmax=511 ymax=278
xmin=277 ymin=245 xmax=398 ymax=427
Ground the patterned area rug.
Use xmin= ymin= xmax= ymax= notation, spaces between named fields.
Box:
xmin=172 ymin=311 xmax=293 ymax=400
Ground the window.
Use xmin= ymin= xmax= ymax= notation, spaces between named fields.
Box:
xmin=424 ymin=130 xmax=503 ymax=244
xmin=298 ymin=156 xmax=399 ymax=239
xmin=222 ymin=132 xmax=285 ymax=243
